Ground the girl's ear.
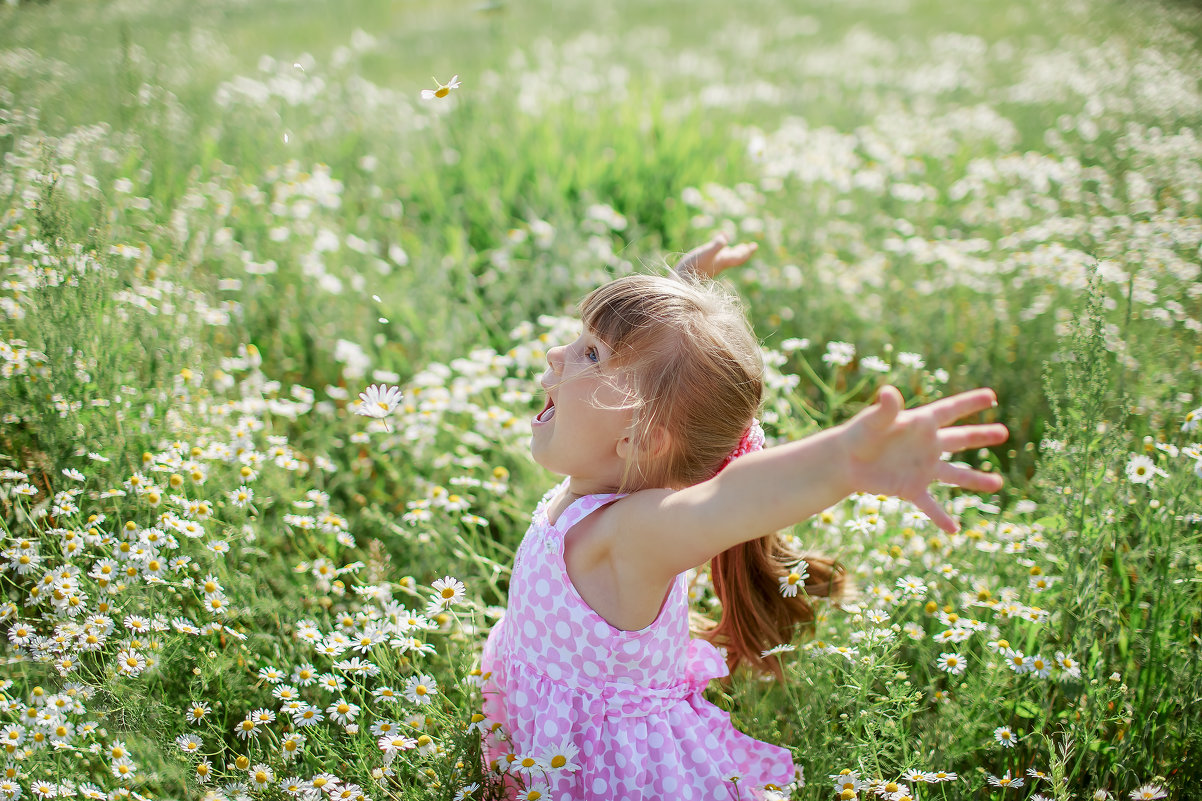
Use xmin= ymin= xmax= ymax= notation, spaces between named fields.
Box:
xmin=617 ymin=424 xmax=671 ymax=462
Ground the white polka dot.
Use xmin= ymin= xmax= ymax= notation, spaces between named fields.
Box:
xmin=555 ymin=620 xmax=571 ymax=639
xmin=592 ymin=778 xmax=608 ymax=794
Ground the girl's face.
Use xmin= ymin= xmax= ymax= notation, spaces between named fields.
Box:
xmin=530 ymin=327 xmax=637 ymax=493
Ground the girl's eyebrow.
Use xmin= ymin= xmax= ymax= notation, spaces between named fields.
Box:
xmin=582 ymin=327 xmax=614 ymax=352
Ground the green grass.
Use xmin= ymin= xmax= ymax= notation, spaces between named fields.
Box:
xmin=1 ymin=0 xmax=1201 ymax=797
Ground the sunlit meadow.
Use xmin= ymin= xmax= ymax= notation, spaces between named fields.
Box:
xmin=0 ymin=0 xmax=1200 ymax=798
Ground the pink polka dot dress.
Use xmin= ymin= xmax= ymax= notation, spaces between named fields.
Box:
xmin=481 ymin=481 xmax=796 ymax=799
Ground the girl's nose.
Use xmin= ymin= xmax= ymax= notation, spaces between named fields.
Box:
xmin=546 ymin=344 xmax=565 ymax=374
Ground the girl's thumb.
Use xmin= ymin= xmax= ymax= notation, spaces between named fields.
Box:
xmin=866 ymin=385 xmax=903 ymax=430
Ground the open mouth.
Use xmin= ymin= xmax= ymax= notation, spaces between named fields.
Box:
xmin=533 ymin=396 xmax=556 ymax=424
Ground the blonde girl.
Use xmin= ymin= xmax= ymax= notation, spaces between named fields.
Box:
xmin=480 ymin=236 xmax=1008 ymax=799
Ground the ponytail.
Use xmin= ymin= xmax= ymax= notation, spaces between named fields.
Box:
xmin=704 ymin=535 xmax=847 ymax=678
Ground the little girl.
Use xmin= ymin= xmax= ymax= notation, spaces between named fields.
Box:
xmin=480 ymin=236 xmax=1008 ymax=800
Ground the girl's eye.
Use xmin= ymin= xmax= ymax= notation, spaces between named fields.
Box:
xmin=585 ymin=347 xmax=599 ymax=364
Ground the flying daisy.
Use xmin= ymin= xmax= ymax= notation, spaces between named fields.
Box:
xmin=421 ymin=75 xmax=461 ymax=100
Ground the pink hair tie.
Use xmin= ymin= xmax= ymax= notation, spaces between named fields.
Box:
xmin=714 ymin=419 xmax=765 ymax=475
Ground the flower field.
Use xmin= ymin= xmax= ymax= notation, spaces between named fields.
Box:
xmin=0 ymin=0 xmax=1200 ymax=798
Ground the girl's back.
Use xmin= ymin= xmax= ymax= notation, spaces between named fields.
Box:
xmin=481 ymin=479 xmax=795 ymax=799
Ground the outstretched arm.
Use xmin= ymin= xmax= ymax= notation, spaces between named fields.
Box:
xmin=673 ymin=233 xmax=758 ymax=280
xmin=612 ymin=386 xmax=1008 ymax=580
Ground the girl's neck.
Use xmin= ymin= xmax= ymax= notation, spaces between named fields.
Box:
xmin=565 ymin=476 xmax=621 ymax=498
xmin=545 ymin=478 xmax=622 ymax=527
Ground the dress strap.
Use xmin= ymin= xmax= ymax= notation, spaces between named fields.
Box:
xmin=541 ymin=479 xmax=627 ymax=536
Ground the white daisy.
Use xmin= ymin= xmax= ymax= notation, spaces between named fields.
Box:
xmin=431 ymin=576 xmax=466 ymax=607
xmin=404 ymin=674 xmax=438 ymax=705
xmin=353 ymin=384 xmax=402 ymax=419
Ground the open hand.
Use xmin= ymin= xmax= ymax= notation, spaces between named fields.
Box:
xmin=839 ymin=386 xmax=1009 ymax=533
xmin=674 ymin=233 xmax=758 ymax=279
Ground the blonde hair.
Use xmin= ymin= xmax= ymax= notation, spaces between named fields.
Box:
xmin=579 ymin=273 xmax=846 ymax=676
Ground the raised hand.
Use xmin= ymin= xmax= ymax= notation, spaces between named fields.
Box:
xmin=674 ymin=233 xmax=758 ymax=280
xmin=839 ymin=386 xmax=1009 ymax=533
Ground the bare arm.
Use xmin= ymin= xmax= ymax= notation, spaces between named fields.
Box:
xmin=611 ymin=386 xmax=1009 ymax=581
